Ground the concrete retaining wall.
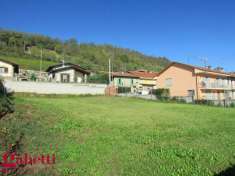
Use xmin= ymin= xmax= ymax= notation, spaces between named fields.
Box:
xmin=4 ymin=80 xmax=107 ymax=95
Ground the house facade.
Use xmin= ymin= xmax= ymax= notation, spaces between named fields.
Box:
xmin=112 ymin=72 xmax=139 ymax=91
xmin=0 ymin=59 xmax=19 ymax=79
xmin=46 ymin=63 xmax=90 ymax=83
xmin=112 ymin=70 xmax=158 ymax=94
xmin=127 ymin=70 xmax=158 ymax=93
xmin=157 ymin=62 xmax=235 ymax=101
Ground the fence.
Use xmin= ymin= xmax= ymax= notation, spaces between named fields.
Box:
xmin=118 ymin=92 xmax=235 ymax=107
xmin=118 ymin=93 xmax=157 ymax=100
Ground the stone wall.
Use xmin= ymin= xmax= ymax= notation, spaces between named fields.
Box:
xmin=17 ymin=69 xmax=49 ymax=81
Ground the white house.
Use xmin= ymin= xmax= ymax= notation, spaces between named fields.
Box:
xmin=0 ymin=59 xmax=19 ymax=79
xmin=46 ymin=62 xmax=90 ymax=83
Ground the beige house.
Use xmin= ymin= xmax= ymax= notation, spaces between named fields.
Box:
xmin=0 ymin=59 xmax=19 ymax=79
xmin=112 ymin=70 xmax=158 ymax=94
xmin=46 ymin=63 xmax=90 ymax=83
xmin=157 ymin=62 xmax=235 ymax=100
xmin=128 ymin=70 xmax=158 ymax=92
xmin=112 ymin=72 xmax=139 ymax=92
xmin=128 ymin=70 xmax=158 ymax=90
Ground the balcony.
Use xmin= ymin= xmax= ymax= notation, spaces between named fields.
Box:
xmin=200 ymin=81 xmax=233 ymax=90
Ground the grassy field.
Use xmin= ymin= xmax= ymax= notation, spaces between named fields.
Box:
xmin=0 ymin=55 xmax=56 ymax=71
xmin=1 ymin=95 xmax=235 ymax=175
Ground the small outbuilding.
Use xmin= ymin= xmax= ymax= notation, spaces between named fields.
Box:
xmin=0 ymin=59 xmax=19 ymax=79
xmin=46 ymin=62 xmax=90 ymax=83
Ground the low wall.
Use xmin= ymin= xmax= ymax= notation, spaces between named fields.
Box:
xmin=4 ymin=80 xmax=107 ymax=95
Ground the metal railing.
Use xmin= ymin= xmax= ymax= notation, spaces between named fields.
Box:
xmin=200 ymin=82 xmax=233 ymax=89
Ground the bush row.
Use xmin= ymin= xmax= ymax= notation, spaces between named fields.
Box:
xmin=117 ymin=87 xmax=131 ymax=94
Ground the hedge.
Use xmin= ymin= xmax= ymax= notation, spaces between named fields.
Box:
xmin=153 ymin=88 xmax=170 ymax=100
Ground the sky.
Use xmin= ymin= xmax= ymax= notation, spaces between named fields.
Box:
xmin=0 ymin=0 xmax=235 ymax=71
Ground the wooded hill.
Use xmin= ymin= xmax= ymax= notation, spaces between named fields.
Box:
xmin=0 ymin=29 xmax=170 ymax=72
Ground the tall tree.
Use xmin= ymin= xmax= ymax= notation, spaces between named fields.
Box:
xmin=64 ymin=38 xmax=79 ymax=55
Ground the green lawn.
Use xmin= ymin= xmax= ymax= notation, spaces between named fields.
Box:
xmin=1 ymin=95 xmax=235 ymax=175
xmin=0 ymin=55 xmax=56 ymax=71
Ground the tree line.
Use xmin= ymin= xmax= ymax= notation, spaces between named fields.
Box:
xmin=0 ymin=29 xmax=170 ymax=82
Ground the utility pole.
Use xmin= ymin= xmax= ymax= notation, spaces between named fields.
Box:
xmin=109 ymin=59 xmax=111 ymax=85
xmin=200 ymin=57 xmax=208 ymax=67
xmin=40 ymin=48 xmax=43 ymax=81
xmin=23 ymin=41 xmax=25 ymax=53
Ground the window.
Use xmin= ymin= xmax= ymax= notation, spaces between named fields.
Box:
xmin=0 ymin=67 xmax=8 ymax=73
xmin=131 ymin=79 xmax=134 ymax=85
xmin=61 ymin=73 xmax=70 ymax=83
xmin=188 ymin=90 xmax=195 ymax=97
xmin=118 ymin=78 xmax=121 ymax=85
xmin=165 ymin=78 xmax=173 ymax=87
xmin=0 ymin=68 xmax=4 ymax=73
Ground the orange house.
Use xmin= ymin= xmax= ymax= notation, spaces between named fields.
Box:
xmin=157 ymin=62 xmax=235 ymax=100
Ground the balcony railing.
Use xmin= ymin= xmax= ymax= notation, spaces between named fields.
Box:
xmin=200 ymin=82 xmax=234 ymax=89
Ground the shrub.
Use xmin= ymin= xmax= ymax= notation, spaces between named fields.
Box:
xmin=0 ymin=79 xmax=14 ymax=118
xmin=195 ymin=100 xmax=215 ymax=106
xmin=30 ymin=73 xmax=37 ymax=81
xmin=154 ymin=88 xmax=170 ymax=100
xmin=118 ymin=87 xmax=131 ymax=94
xmin=87 ymin=73 xmax=108 ymax=84
xmin=230 ymin=102 xmax=235 ymax=108
xmin=171 ymin=96 xmax=178 ymax=101
xmin=0 ymin=79 xmax=26 ymax=175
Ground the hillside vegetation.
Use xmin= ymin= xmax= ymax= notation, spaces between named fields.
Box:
xmin=0 ymin=55 xmax=57 ymax=71
xmin=0 ymin=29 xmax=170 ymax=72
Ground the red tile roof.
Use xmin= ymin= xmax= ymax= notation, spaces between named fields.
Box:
xmin=112 ymin=72 xmax=139 ymax=78
xmin=127 ymin=70 xmax=159 ymax=79
xmin=230 ymin=73 xmax=235 ymax=77
xmin=159 ymin=62 xmax=235 ymax=77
